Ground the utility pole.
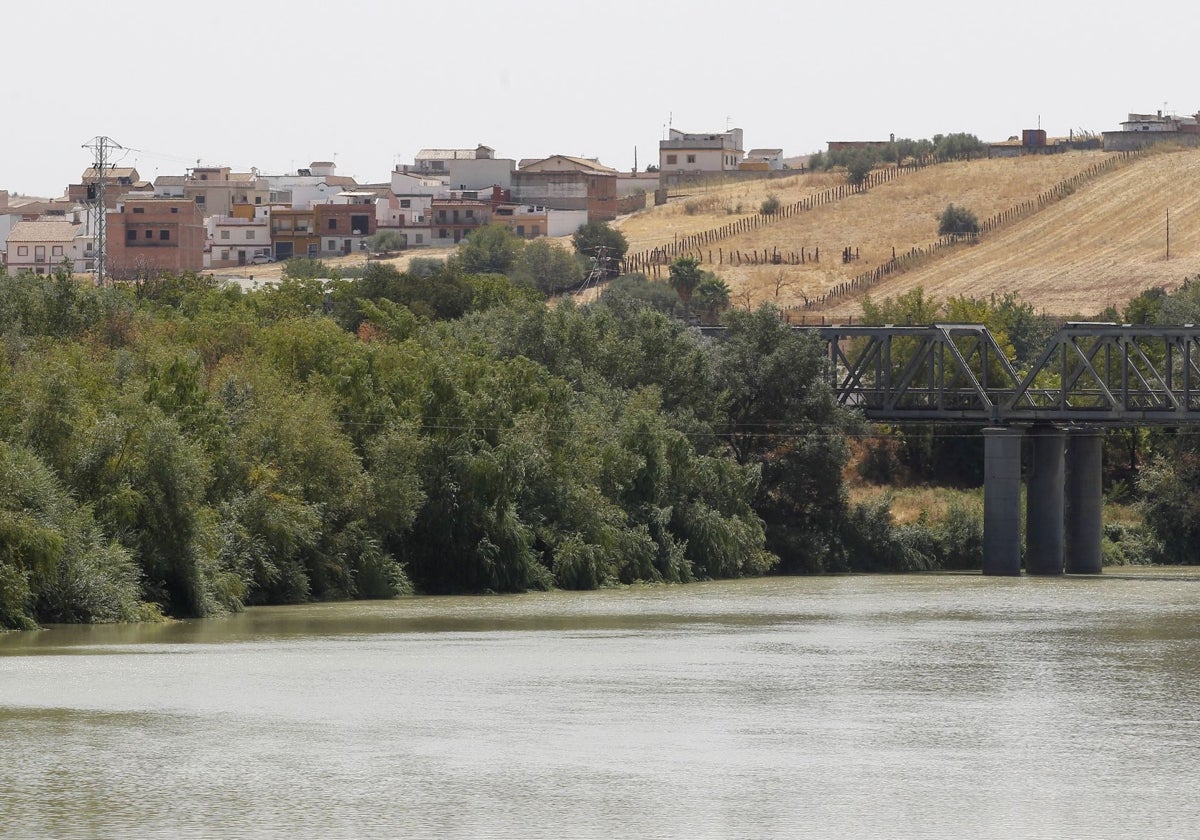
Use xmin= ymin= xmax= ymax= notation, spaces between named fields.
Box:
xmin=82 ymin=136 xmax=123 ymax=285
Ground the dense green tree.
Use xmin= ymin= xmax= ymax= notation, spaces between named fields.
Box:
xmin=572 ymin=221 xmax=629 ymax=271
xmin=844 ymin=148 xmax=877 ymax=186
xmin=451 ymin=224 xmax=524 ymax=275
xmin=668 ymin=257 xmax=703 ymax=305
xmin=281 ymin=257 xmax=336 ymax=281
xmin=714 ymin=306 xmax=859 ymax=569
xmin=933 ymin=133 xmax=986 ymax=162
xmin=511 ymin=240 xmax=586 ymax=295
xmin=938 ymin=204 xmax=980 ymax=236
xmin=367 ymin=230 xmax=407 ymax=252
xmin=600 ymin=273 xmax=687 ymax=318
xmin=692 ymin=276 xmax=731 ymax=324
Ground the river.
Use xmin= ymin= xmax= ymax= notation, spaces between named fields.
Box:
xmin=2 ymin=573 xmax=1199 ymax=839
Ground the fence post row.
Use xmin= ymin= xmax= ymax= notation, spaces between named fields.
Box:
xmin=802 ymin=147 xmax=1147 ymax=309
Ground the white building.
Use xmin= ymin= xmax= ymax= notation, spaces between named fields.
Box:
xmin=745 ymin=148 xmax=784 ymax=171
xmin=407 ymin=145 xmax=515 ymax=191
xmin=658 ymin=127 xmax=745 ymax=174
xmin=207 ymin=216 xmax=271 ymax=268
xmin=4 ymin=218 xmax=79 ymax=274
xmin=259 ymin=161 xmax=359 ymax=209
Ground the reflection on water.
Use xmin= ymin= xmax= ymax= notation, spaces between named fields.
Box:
xmin=3 ymin=573 xmax=1200 ymax=839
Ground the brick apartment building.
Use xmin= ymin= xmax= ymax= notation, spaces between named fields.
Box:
xmin=107 ymin=197 xmax=205 ymax=278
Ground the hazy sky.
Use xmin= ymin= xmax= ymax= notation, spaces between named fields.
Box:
xmin=4 ymin=0 xmax=1193 ymax=196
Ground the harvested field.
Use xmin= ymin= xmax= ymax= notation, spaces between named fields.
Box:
xmin=832 ymin=148 xmax=1200 ymax=317
xmin=609 ymin=150 xmax=1196 ymax=316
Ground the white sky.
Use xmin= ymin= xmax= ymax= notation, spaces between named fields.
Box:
xmin=4 ymin=0 xmax=1194 ymax=196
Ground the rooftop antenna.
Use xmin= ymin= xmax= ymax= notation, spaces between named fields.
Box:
xmin=82 ymin=135 xmax=123 ymax=286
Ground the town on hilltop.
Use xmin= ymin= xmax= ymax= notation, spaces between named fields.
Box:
xmin=2 ymin=109 xmax=1197 ymax=280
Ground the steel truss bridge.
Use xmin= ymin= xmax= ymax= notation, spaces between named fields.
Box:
xmin=818 ymin=323 xmax=1200 ymax=425
xmin=790 ymin=323 xmax=1200 ymax=576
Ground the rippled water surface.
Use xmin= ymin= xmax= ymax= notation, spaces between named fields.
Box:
xmin=3 ymin=573 xmax=1200 ymax=839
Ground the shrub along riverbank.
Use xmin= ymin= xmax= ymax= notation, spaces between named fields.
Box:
xmin=0 ymin=263 xmax=1191 ymax=630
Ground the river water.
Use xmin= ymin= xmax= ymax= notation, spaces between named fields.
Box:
xmin=2 ymin=573 xmax=1199 ymax=839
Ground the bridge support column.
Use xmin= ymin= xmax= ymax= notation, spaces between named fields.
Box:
xmin=983 ymin=427 xmax=1023 ymax=576
xmin=1026 ymin=426 xmax=1066 ymax=575
xmin=1065 ymin=429 xmax=1104 ymax=574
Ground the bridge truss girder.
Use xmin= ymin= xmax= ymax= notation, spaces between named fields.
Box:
xmin=819 ymin=323 xmax=1200 ymax=425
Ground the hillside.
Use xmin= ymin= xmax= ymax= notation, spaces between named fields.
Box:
xmin=611 ymin=148 xmax=1200 ymax=317
xmin=835 ymin=148 xmax=1200 ymax=316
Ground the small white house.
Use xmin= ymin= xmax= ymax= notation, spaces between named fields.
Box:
xmin=4 ymin=219 xmax=79 ymax=274
xmin=207 ymin=216 xmax=271 ymax=268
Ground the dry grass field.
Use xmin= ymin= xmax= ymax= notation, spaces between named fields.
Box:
xmin=611 ymin=148 xmax=1200 ymax=316
xmin=839 ymin=148 xmax=1200 ymax=316
xmin=209 ymin=247 xmax=457 ymax=284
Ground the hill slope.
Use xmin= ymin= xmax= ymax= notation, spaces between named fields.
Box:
xmin=835 ymin=148 xmax=1200 ymax=316
xmin=612 ymin=148 xmax=1200 ymax=317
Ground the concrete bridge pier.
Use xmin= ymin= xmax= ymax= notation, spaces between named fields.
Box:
xmin=1025 ymin=426 xmax=1066 ymax=575
xmin=1065 ymin=429 xmax=1104 ymax=574
xmin=983 ymin=427 xmax=1023 ymax=575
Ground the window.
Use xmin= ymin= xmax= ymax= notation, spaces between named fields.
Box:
xmin=532 ymin=225 xmax=541 ymax=236
xmin=465 ymin=209 xmax=474 ymax=219
xmin=35 ymin=246 xmax=45 ymax=261
xmin=400 ymin=199 xmax=411 ymax=208
xmin=516 ymin=225 xmax=525 ymax=236
xmin=415 ymin=234 xmax=423 ymax=244
xmin=666 ymin=154 xmax=677 ymax=165
xmin=221 ymin=250 xmax=229 ymax=260
xmin=246 ymin=230 xmax=255 ymax=240
xmin=144 ymin=229 xmax=154 ymax=240
xmin=328 ymin=239 xmax=336 ymax=250
xmin=133 ymin=206 xmax=145 ymax=214
xmin=327 ymin=218 xmax=338 ymax=230
xmin=17 ymin=246 xmax=28 ymax=256
xmin=170 ymin=207 xmax=179 ymax=214
xmin=439 ymin=228 xmax=448 ymax=239
xmin=687 ymin=154 xmax=696 ymax=164
xmin=220 ymin=230 xmax=231 ymax=240
xmin=195 ymin=195 xmax=206 ymax=206
xmin=159 ymin=229 xmax=170 ymax=241
xmin=52 ymin=246 xmax=63 ymax=256
xmin=126 ymin=230 xmax=137 ymax=242
xmin=255 ymin=196 xmax=262 ymax=205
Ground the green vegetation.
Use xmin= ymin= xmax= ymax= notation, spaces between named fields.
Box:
xmin=808 ymin=133 xmax=981 ymax=184
xmin=938 ymin=203 xmax=981 ymax=236
xmin=572 ymin=221 xmax=628 ymax=263
xmin=10 ymin=256 xmax=1199 ymax=631
xmin=367 ymin=230 xmax=407 ymax=252
xmin=0 ymin=258 xmax=863 ymax=631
